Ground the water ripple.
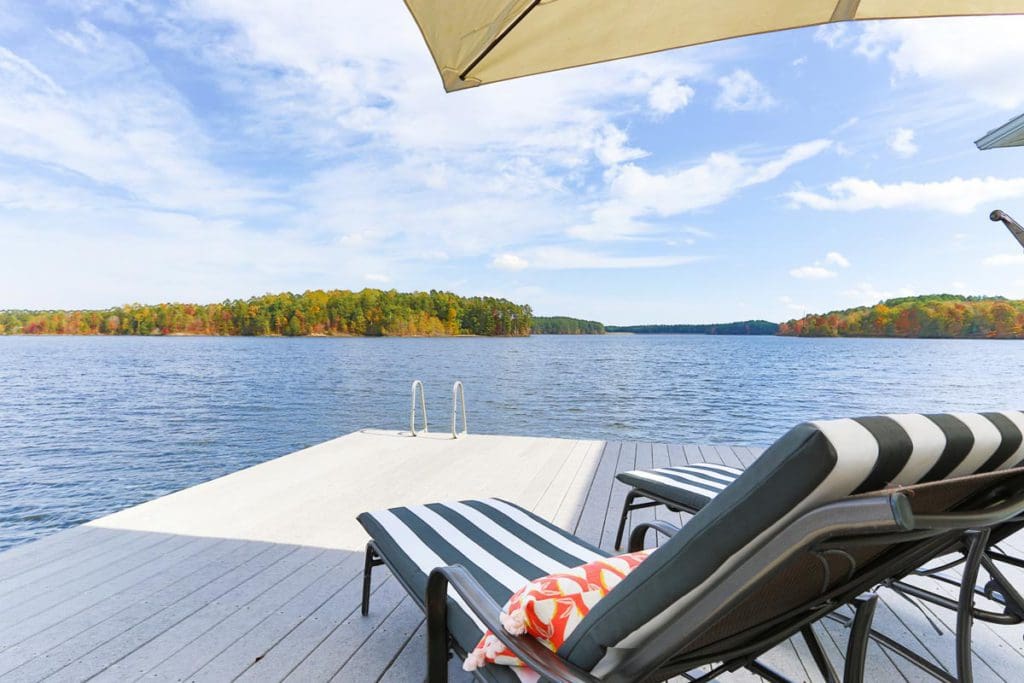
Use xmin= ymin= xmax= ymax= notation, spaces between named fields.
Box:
xmin=1 ymin=334 xmax=1023 ymax=550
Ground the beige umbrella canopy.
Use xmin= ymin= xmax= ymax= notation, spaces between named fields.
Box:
xmin=405 ymin=0 xmax=1024 ymax=92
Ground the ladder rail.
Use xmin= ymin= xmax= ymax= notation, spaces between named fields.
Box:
xmin=411 ymin=380 xmax=428 ymax=436
xmin=452 ymin=381 xmax=468 ymax=439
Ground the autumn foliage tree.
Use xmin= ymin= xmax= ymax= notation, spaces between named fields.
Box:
xmin=0 ymin=289 xmax=534 ymax=337
xmin=778 ymin=295 xmax=1024 ymax=339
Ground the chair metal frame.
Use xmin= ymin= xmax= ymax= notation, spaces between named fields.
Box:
xmin=363 ymin=483 xmax=1024 ymax=682
xmin=617 ymin=479 xmax=1024 ymax=680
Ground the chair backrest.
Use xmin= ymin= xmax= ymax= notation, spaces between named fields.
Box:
xmin=557 ymin=411 xmax=1024 ymax=677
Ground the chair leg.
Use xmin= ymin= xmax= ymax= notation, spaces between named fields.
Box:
xmin=801 ymin=625 xmax=840 ymax=683
xmin=362 ymin=542 xmax=383 ymax=616
xmin=843 ymin=593 xmax=878 ymax=683
xmin=956 ymin=529 xmax=990 ymax=683
xmin=614 ymin=490 xmax=639 ymax=550
xmin=747 ymin=659 xmax=794 ymax=682
xmin=426 ymin=568 xmax=452 ymax=683
xmin=981 ymin=552 xmax=1024 ymax=619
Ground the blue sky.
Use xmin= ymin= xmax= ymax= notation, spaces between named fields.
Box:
xmin=3 ymin=3 xmax=1024 ymax=325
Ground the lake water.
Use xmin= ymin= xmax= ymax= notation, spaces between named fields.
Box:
xmin=1 ymin=334 xmax=1023 ymax=551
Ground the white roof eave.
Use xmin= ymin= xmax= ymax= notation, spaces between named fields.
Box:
xmin=977 ymin=113 xmax=1024 ymax=150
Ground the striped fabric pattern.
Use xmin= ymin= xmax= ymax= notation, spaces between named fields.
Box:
xmin=619 ymin=412 xmax=1024 ymax=515
xmin=359 ymin=411 xmax=1024 ymax=679
xmin=356 ymin=497 xmax=606 ymax=679
xmin=616 ymin=462 xmax=742 ymax=512
xmin=561 ymin=411 xmax=1024 ymax=674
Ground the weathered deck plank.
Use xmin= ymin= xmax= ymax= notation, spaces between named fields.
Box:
xmin=599 ymin=441 xmax=637 ymax=550
xmin=0 ymin=430 xmax=1022 ymax=682
xmin=572 ymin=441 xmax=621 ymax=544
xmin=0 ymin=536 xmax=237 ymax=678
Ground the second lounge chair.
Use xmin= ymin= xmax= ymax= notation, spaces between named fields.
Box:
xmin=358 ymin=413 xmax=1024 ymax=682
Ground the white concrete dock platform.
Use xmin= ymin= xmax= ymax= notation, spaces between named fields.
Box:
xmin=1 ymin=430 xmax=1023 ymax=682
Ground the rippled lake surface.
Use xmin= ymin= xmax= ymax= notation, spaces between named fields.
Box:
xmin=2 ymin=334 xmax=1024 ymax=550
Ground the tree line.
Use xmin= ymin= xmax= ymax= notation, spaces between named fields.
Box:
xmin=778 ymin=295 xmax=1024 ymax=338
xmin=531 ymin=316 xmax=606 ymax=334
xmin=606 ymin=320 xmax=778 ymax=335
xmin=0 ymin=289 xmax=534 ymax=337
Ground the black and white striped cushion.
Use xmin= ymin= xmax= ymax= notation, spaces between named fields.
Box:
xmin=561 ymin=411 xmax=1024 ymax=674
xmin=616 ymin=463 xmax=742 ymax=512
xmin=619 ymin=412 xmax=1024 ymax=514
xmin=356 ymin=497 xmax=606 ymax=675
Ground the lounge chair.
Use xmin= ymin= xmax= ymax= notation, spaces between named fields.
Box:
xmin=613 ymin=412 xmax=1024 ymax=679
xmin=357 ymin=415 xmax=1024 ymax=682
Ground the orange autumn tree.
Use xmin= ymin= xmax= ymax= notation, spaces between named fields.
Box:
xmin=0 ymin=289 xmax=534 ymax=338
xmin=779 ymin=295 xmax=1024 ymax=339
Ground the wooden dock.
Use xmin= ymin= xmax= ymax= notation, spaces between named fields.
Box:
xmin=1 ymin=430 xmax=1022 ymax=681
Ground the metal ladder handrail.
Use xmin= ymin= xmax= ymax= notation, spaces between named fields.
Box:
xmin=410 ymin=380 xmax=428 ymax=436
xmin=451 ymin=381 xmax=467 ymax=439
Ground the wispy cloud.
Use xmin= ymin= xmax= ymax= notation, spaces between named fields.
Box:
xmin=789 ymin=251 xmax=850 ymax=280
xmin=822 ymin=16 xmax=1024 ymax=110
xmin=824 ymin=251 xmax=851 ymax=268
xmin=0 ymin=30 xmax=271 ymax=218
xmin=491 ymin=253 xmax=530 ymax=271
xmin=512 ymin=247 xmax=701 ymax=271
xmin=888 ymin=128 xmax=918 ymax=158
xmin=789 ymin=176 xmax=1024 ymax=214
xmin=571 ymin=139 xmax=832 ymax=241
xmin=789 ymin=266 xmax=836 ymax=280
xmin=647 ymin=77 xmax=695 ymax=116
xmin=3 ymin=3 xmax=1022 ymax=323
xmin=983 ymin=253 xmax=1024 ymax=266
xmin=843 ymin=282 xmax=915 ymax=305
xmin=715 ymin=69 xmax=776 ymax=111
xmin=779 ymin=295 xmax=807 ymax=314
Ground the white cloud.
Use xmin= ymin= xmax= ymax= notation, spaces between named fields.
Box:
xmin=824 ymin=251 xmax=851 ymax=268
xmin=364 ymin=273 xmax=390 ymax=283
xmin=647 ymin=77 xmax=694 ymax=116
xmin=779 ymin=295 xmax=807 ymax=313
xmin=0 ymin=33 xmax=270 ymax=218
xmin=843 ymin=282 xmax=915 ymax=305
xmin=791 ymin=56 xmax=807 ymax=68
xmin=983 ymin=253 xmax=1024 ymax=267
xmin=833 ymin=17 xmax=1024 ymax=110
xmin=888 ymin=127 xmax=918 ymax=158
xmin=572 ymin=139 xmax=831 ymax=240
xmin=715 ymin=69 xmax=777 ymax=111
xmin=789 ymin=265 xmax=837 ymax=280
xmin=179 ymin=0 xmax=711 ymax=168
xmin=491 ymin=253 xmax=530 ymax=271
xmin=833 ymin=117 xmax=859 ymax=133
xmin=789 ymin=251 xmax=849 ymax=280
xmin=593 ymin=124 xmax=648 ymax=166
xmin=517 ymin=247 xmax=700 ymax=270
xmin=1 ymin=4 xmax=714 ymax=306
xmin=813 ymin=25 xmax=851 ymax=50
xmin=789 ymin=176 xmax=1024 ymax=214
xmin=0 ymin=213 xmax=391 ymax=308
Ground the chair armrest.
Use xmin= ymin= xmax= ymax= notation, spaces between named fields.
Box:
xmin=427 ymin=565 xmax=599 ymax=683
xmin=628 ymin=520 xmax=681 ymax=552
xmin=911 ymin=490 xmax=1024 ymax=531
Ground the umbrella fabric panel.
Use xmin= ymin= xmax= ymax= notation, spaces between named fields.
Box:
xmin=404 ymin=0 xmax=1024 ymax=92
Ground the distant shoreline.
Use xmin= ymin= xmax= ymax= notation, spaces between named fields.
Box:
xmin=3 ymin=332 xmax=1021 ymax=341
xmin=7 ymin=293 xmax=1024 ymax=340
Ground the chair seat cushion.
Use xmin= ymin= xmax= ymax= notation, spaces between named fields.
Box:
xmin=616 ymin=462 xmax=743 ymax=512
xmin=356 ymin=497 xmax=607 ymax=676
